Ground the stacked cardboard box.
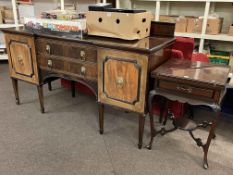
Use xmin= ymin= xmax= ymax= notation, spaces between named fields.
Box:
xmin=229 ymin=25 xmax=233 ymax=36
xmin=159 ymin=15 xmax=223 ymax=34
xmin=3 ymin=8 xmax=14 ymax=24
xmin=0 ymin=6 xmax=14 ymax=24
xmin=159 ymin=15 xmax=187 ymax=33
xmin=187 ymin=17 xmax=223 ymax=34
xmin=0 ymin=6 xmax=4 ymax=24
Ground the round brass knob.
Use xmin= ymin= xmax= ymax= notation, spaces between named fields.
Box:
xmin=116 ymin=77 xmax=124 ymax=88
xmin=46 ymin=44 xmax=51 ymax=54
xmin=48 ymin=59 xmax=53 ymax=68
xmin=80 ymin=50 xmax=86 ymax=61
xmin=17 ymin=55 xmax=24 ymax=65
xmin=81 ymin=66 xmax=86 ymax=76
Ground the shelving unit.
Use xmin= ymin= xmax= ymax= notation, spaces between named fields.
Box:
xmin=120 ymin=0 xmax=233 ymax=53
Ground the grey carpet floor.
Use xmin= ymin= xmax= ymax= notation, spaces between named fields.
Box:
xmin=0 ymin=63 xmax=233 ymax=175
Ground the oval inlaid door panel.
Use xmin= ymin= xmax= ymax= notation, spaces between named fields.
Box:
xmin=9 ymin=41 xmax=34 ymax=77
xmin=98 ymin=48 xmax=148 ymax=113
xmin=104 ymin=57 xmax=140 ymax=104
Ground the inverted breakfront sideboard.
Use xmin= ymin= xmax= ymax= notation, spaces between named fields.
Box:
xmin=2 ymin=26 xmax=175 ymax=148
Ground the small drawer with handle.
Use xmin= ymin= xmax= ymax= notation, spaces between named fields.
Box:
xmin=158 ymin=80 xmax=214 ymax=99
xmin=36 ymin=38 xmax=97 ymax=63
xmin=38 ymin=55 xmax=97 ymax=81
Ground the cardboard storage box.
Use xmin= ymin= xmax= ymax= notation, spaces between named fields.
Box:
xmin=230 ymin=54 xmax=233 ymax=73
xmin=160 ymin=15 xmax=187 ymax=33
xmin=186 ymin=17 xmax=201 ymax=33
xmin=4 ymin=9 xmax=14 ymax=19
xmin=86 ymin=11 xmax=152 ymax=40
xmin=206 ymin=18 xmax=223 ymax=34
xmin=229 ymin=25 xmax=233 ymax=36
xmin=0 ymin=6 xmax=5 ymax=24
xmin=186 ymin=16 xmax=223 ymax=34
xmin=0 ymin=10 xmax=3 ymax=24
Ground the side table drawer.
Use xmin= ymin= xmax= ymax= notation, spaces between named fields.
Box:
xmin=158 ymin=80 xmax=214 ymax=99
xmin=36 ymin=38 xmax=97 ymax=63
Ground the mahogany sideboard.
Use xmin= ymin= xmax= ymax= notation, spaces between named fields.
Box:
xmin=2 ymin=27 xmax=175 ymax=149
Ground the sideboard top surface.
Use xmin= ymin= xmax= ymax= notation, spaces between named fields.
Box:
xmin=2 ymin=27 xmax=175 ymax=54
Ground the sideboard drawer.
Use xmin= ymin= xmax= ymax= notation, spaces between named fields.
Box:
xmin=98 ymin=48 xmax=148 ymax=113
xmin=38 ymin=55 xmax=97 ymax=81
xmin=36 ymin=38 xmax=97 ymax=63
xmin=158 ymin=80 xmax=214 ymax=99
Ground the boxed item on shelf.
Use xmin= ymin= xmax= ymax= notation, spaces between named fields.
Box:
xmin=159 ymin=15 xmax=187 ymax=33
xmin=186 ymin=15 xmax=223 ymax=34
xmin=24 ymin=17 xmax=86 ymax=34
xmin=229 ymin=25 xmax=233 ymax=36
xmin=0 ymin=10 xmax=3 ymax=24
xmin=4 ymin=9 xmax=14 ymax=19
xmin=208 ymin=49 xmax=232 ymax=65
xmin=40 ymin=10 xmax=84 ymax=20
xmin=3 ymin=8 xmax=14 ymax=24
xmin=186 ymin=17 xmax=201 ymax=33
xmin=200 ymin=18 xmax=223 ymax=35
xmin=86 ymin=10 xmax=152 ymax=40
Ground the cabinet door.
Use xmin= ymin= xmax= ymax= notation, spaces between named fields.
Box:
xmin=98 ymin=48 xmax=148 ymax=113
xmin=5 ymin=33 xmax=39 ymax=84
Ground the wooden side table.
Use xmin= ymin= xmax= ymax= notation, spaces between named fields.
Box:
xmin=147 ymin=59 xmax=230 ymax=169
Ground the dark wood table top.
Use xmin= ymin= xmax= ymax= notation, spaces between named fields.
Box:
xmin=151 ymin=58 xmax=231 ymax=88
xmin=1 ymin=27 xmax=175 ymax=54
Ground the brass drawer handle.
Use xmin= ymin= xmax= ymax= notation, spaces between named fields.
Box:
xmin=81 ymin=66 xmax=86 ymax=76
xmin=17 ymin=55 xmax=24 ymax=65
xmin=80 ymin=50 xmax=86 ymax=61
xmin=116 ymin=77 xmax=124 ymax=88
xmin=46 ymin=44 xmax=51 ymax=54
xmin=48 ymin=59 xmax=53 ymax=68
xmin=176 ymin=86 xmax=192 ymax=93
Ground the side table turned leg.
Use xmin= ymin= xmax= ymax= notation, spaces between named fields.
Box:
xmin=99 ymin=103 xmax=104 ymax=134
xmin=11 ymin=78 xmax=20 ymax=105
xmin=37 ymin=85 xmax=45 ymax=113
xmin=138 ymin=114 xmax=146 ymax=149
xmin=202 ymin=111 xmax=220 ymax=169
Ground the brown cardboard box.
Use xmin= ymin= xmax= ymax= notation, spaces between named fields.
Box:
xmin=229 ymin=53 xmax=233 ymax=73
xmin=0 ymin=10 xmax=3 ymax=24
xmin=175 ymin=16 xmax=187 ymax=33
xmin=160 ymin=15 xmax=187 ymax=33
xmin=186 ymin=17 xmax=202 ymax=33
xmin=4 ymin=9 xmax=14 ymax=19
xmin=186 ymin=17 xmax=223 ymax=34
xmin=159 ymin=15 xmax=177 ymax=23
xmin=0 ymin=6 xmax=5 ymax=11
xmin=229 ymin=25 xmax=233 ymax=36
xmin=197 ymin=18 xmax=223 ymax=34
xmin=86 ymin=11 xmax=152 ymax=40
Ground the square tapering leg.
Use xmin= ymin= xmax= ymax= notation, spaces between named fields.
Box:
xmin=11 ymin=78 xmax=20 ymax=105
xmin=37 ymin=85 xmax=45 ymax=113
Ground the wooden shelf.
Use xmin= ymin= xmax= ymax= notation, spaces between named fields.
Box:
xmin=175 ymin=32 xmax=202 ymax=39
xmin=175 ymin=32 xmax=233 ymax=42
xmin=0 ymin=54 xmax=8 ymax=60
xmin=0 ymin=24 xmax=23 ymax=29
